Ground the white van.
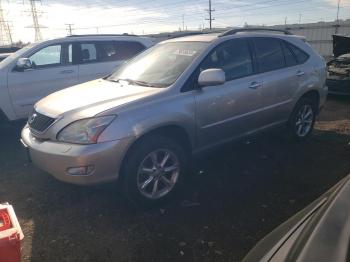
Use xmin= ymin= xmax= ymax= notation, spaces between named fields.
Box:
xmin=0 ymin=34 xmax=153 ymax=121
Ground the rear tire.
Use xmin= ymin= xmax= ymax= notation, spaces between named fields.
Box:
xmin=121 ymin=135 xmax=188 ymax=207
xmin=288 ymin=97 xmax=317 ymax=141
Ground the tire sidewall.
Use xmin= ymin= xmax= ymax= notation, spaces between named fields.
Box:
xmin=122 ymin=135 xmax=188 ymax=206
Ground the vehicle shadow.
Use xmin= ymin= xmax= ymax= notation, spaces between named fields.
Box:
xmin=0 ymin=113 xmax=350 ymax=262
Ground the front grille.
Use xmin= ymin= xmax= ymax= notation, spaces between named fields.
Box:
xmin=28 ymin=111 xmax=56 ymax=133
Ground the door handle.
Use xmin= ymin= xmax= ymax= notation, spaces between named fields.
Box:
xmin=60 ymin=70 xmax=74 ymax=74
xmin=296 ymin=70 xmax=305 ymax=77
xmin=248 ymin=82 xmax=261 ymax=89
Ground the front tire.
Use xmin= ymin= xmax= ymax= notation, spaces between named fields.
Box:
xmin=122 ymin=135 xmax=187 ymax=206
xmin=288 ymin=97 xmax=317 ymax=141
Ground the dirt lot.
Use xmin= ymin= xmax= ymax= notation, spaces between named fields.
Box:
xmin=1 ymin=96 xmax=350 ymax=262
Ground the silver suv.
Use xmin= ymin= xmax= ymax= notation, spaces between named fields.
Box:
xmin=21 ymin=29 xmax=327 ymax=205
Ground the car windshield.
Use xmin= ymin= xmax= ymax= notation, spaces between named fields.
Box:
xmin=107 ymin=41 xmax=209 ymax=87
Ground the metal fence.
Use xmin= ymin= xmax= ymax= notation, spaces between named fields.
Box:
xmin=152 ymin=20 xmax=350 ymax=58
xmin=275 ymin=20 xmax=350 ymax=58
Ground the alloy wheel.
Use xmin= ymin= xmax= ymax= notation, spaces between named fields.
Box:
xmin=295 ymin=104 xmax=314 ymax=137
xmin=136 ymin=149 xmax=180 ymax=199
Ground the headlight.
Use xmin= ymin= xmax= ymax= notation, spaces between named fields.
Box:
xmin=57 ymin=116 xmax=116 ymax=144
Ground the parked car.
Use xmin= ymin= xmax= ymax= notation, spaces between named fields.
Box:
xmin=0 ymin=46 xmax=21 ymax=62
xmin=0 ymin=34 xmax=153 ymax=121
xmin=0 ymin=53 xmax=12 ymax=62
xmin=243 ymin=174 xmax=350 ymax=262
xmin=21 ymin=28 xmax=327 ymax=205
xmin=327 ymin=34 xmax=350 ymax=95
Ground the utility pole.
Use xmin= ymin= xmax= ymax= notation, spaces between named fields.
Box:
xmin=182 ymin=14 xmax=185 ymax=31
xmin=205 ymin=0 xmax=215 ymax=30
xmin=0 ymin=0 xmax=12 ymax=46
xmin=26 ymin=0 xmax=44 ymax=42
xmin=65 ymin=23 xmax=74 ymax=35
xmin=298 ymin=13 xmax=302 ymax=24
xmin=335 ymin=0 xmax=341 ymax=34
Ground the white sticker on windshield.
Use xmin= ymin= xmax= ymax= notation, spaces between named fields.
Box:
xmin=173 ymin=49 xmax=197 ymax=56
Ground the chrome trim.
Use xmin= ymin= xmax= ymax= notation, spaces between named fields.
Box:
xmin=28 ymin=114 xmax=63 ymax=136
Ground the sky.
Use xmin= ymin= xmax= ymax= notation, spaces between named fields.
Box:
xmin=2 ymin=0 xmax=350 ymax=43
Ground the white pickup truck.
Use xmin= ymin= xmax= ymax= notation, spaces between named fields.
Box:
xmin=0 ymin=34 xmax=153 ymax=121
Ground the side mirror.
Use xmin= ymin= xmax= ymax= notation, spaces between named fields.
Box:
xmin=198 ymin=68 xmax=225 ymax=87
xmin=16 ymin=58 xmax=33 ymax=71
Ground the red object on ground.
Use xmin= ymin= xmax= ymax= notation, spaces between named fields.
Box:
xmin=0 ymin=204 xmax=24 ymax=262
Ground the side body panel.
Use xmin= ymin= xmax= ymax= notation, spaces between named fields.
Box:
xmin=0 ymin=73 xmax=16 ymax=121
xmin=7 ymin=65 xmax=79 ymax=119
xmin=194 ymin=75 xmax=265 ymax=150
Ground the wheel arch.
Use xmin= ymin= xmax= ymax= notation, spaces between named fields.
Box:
xmin=298 ymin=90 xmax=320 ymax=114
xmin=119 ymin=124 xmax=192 ymax=181
xmin=129 ymin=124 xmax=192 ymax=155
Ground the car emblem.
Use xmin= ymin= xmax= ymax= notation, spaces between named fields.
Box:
xmin=28 ymin=113 xmax=37 ymax=124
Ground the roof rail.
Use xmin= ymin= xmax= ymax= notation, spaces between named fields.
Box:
xmin=67 ymin=33 xmax=139 ymax=38
xmin=219 ymin=28 xmax=293 ymax=37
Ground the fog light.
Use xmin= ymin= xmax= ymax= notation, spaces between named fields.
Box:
xmin=66 ymin=165 xmax=95 ymax=176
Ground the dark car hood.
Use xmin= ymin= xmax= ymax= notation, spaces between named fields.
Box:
xmin=333 ymin=35 xmax=350 ymax=57
xmin=243 ymin=174 xmax=350 ymax=262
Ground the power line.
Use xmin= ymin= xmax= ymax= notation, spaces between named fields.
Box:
xmin=38 ymin=0 xmax=350 ymax=35
xmin=43 ymin=0 xmax=331 ymax=32
xmin=93 ymin=0 xmax=308 ymax=30
xmin=77 ymin=0 xmax=310 ymax=29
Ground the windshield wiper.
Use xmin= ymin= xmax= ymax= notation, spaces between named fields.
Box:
xmin=115 ymin=78 xmax=157 ymax=87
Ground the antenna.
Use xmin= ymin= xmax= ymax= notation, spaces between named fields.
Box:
xmin=0 ymin=0 xmax=13 ymax=46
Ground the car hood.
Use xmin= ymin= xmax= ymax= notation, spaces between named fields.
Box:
xmin=243 ymin=174 xmax=350 ymax=262
xmin=35 ymin=79 xmax=162 ymax=118
xmin=333 ymin=35 xmax=350 ymax=57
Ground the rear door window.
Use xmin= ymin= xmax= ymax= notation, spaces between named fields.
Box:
xmin=80 ymin=43 xmax=98 ymax=63
xmin=96 ymin=41 xmax=118 ymax=62
xmin=114 ymin=41 xmax=146 ymax=60
xmin=79 ymin=41 xmax=146 ymax=64
xmin=253 ymin=38 xmax=285 ymax=73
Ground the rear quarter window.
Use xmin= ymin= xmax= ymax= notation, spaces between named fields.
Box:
xmin=286 ymin=42 xmax=309 ymax=64
xmin=281 ymin=41 xmax=298 ymax=67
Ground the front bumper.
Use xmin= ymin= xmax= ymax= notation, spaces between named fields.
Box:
xmin=326 ymin=78 xmax=350 ymax=95
xmin=21 ymin=126 xmax=133 ymax=185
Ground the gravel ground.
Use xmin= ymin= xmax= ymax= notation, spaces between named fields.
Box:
xmin=0 ymin=96 xmax=350 ymax=262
